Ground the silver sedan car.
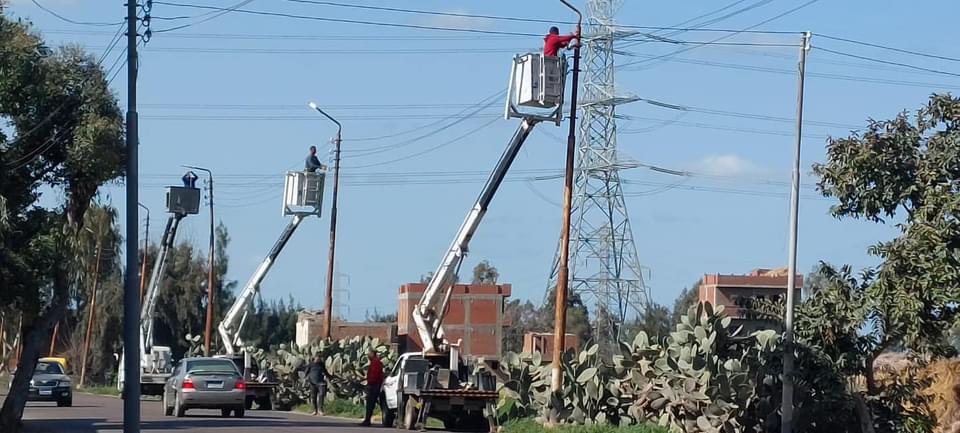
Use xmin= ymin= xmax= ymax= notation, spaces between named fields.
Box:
xmin=163 ymin=357 xmax=246 ymax=418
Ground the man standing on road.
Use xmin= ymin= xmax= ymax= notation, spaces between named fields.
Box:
xmin=359 ymin=349 xmax=385 ymax=427
xmin=305 ymin=355 xmax=330 ymax=416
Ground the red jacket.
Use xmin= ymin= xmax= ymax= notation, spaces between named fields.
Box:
xmin=366 ymin=355 xmax=384 ymax=385
xmin=544 ymin=33 xmax=575 ymax=57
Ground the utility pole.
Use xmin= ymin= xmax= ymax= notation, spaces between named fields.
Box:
xmin=308 ymin=102 xmax=341 ymax=340
xmin=551 ymin=0 xmax=582 ymax=415
xmin=781 ymin=31 xmax=811 ymax=433
xmin=185 ymin=166 xmax=215 ymax=356
xmin=123 ymin=0 xmax=141 ymax=430
xmin=80 ymin=238 xmax=104 ymax=388
xmin=138 ymin=203 xmax=150 ymax=303
xmin=48 ymin=322 xmax=59 ymax=357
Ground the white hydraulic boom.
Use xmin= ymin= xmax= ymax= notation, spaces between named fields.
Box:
xmin=218 ymin=170 xmax=325 ymax=356
xmin=141 ymin=214 xmax=184 ymax=363
xmin=412 ymin=119 xmax=540 ymax=355
xmin=218 ymin=215 xmax=305 ymax=355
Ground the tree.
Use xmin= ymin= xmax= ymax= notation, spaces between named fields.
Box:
xmin=472 ymin=260 xmax=499 ymax=284
xmin=803 ymin=264 xmax=831 ymax=298
xmin=538 ymin=287 xmax=592 ymax=348
xmin=0 ymin=14 xmax=125 ymax=431
xmin=813 ymin=93 xmax=960 ymax=363
xmin=502 ymin=299 xmax=542 ymax=353
xmin=670 ymin=280 xmax=700 ymax=326
xmin=622 ymin=303 xmax=671 ymax=342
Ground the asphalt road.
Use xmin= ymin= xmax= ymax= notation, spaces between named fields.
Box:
xmin=17 ymin=392 xmax=406 ymax=433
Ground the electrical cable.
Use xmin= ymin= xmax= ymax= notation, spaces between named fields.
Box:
xmin=151 ymin=1 xmax=540 ymax=37
xmin=816 ymin=33 xmax=960 ymax=63
xmin=344 ymin=117 xmax=501 ymax=169
xmin=814 ymin=46 xmax=960 ymax=78
xmin=618 ymin=0 xmax=819 ymax=70
xmin=29 ymin=0 xmax=124 ymax=26
xmin=151 ymin=0 xmax=257 ymax=34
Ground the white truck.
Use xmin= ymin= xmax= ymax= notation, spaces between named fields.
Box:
xmin=380 ymin=49 xmax=571 ymax=432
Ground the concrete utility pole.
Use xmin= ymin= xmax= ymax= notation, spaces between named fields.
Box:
xmin=123 ymin=0 xmax=141 ymax=429
xmin=781 ymin=31 xmax=811 ymax=433
xmin=138 ymin=203 xmax=150 ymax=303
xmin=308 ymin=102 xmax=342 ymax=340
xmin=185 ymin=165 xmax=216 ymax=357
xmin=551 ymin=0 xmax=582 ymax=408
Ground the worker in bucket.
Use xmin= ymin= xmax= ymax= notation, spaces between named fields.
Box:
xmin=543 ymin=25 xmax=580 ymax=57
xmin=181 ymin=171 xmax=198 ymax=189
xmin=305 ymin=145 xmax=327 ymax=172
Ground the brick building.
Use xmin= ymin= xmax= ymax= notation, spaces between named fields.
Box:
xmin=397 ymin=283 xmax=511 ymax=361
xmin=521 ymin=332 xmax=579 ymax=360
xmin=296 ymin=310 xmax=398 ymax=348
xmin=698 ymin=268 xmax=802 ymax=332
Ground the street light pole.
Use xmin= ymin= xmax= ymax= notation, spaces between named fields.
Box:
xmin=551 ymin=1 xmax=582 ymax=422
xmin=308 ymin=102 xmax=341 ymax=340
xmin=184 ymin=165 xmax=216 ymax=357
xmin=138 ymin=203 xmax=150 ymax=303
xmin=781 ymin=31 xmax=811 ymax=433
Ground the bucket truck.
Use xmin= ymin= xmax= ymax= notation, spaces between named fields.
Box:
xmin=118 ymin=184 xmax=201 ymax=396
xmin=216 ymin=170 xmax=326 ymax=410
xmin=381 ymin=50 xmax=571 ymax=432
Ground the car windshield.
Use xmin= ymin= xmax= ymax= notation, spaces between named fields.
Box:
xmin=35 ymin=362 xmax=63 ymax=375
xmin=185 ymin=359 xmax=237 ymax=374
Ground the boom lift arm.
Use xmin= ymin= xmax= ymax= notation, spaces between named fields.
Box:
xmin=218 ymin=215 xmax=305 ymax=355
xmin=412 ymin=119 xmax=539 ymax=355
xmin=141 ymin=213 xmax=184 ymax=362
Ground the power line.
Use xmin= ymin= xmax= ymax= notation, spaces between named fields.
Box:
xmin=151 ymin=1 xmax=540 ymax=37
xmin=816 ymin=33 xmax=960 ymax=63
xmin=619 ymin=0 xmax=819 ymax=70
xmin=814 ymin=46 xmax=960 ymax=78
xmin=151 ymin=0 xmax=256 ymax=34
xmin=281 ymin=0 xmax=797 ymax=35
xmin=344 ymin=117 xmax=500 ymax=169
xmin=29 ymin=0 xmax=123 ymax=26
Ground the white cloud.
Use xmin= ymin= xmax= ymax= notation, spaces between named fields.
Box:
xmin=419 ymin=11 xmax=495 ymax=31
xmin=690 ymin=154 xmax=765 ymax=178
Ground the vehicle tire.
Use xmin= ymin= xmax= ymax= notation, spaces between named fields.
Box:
xmin=382 ymin=408 xmax=395 ymax=427
xmin=401 ymin=396 xmax=418 ymax=430
xmin=163 ymin=392 xmax=173 ymax=416
xmin=221 ymin=408 xmax=231 ymax=417
xmin=234 ymin=405 xmax=245 ymax=418
xmin=174 ymin=393 xmax=186 ymax=418
xmin=257 ymin=396 xmax=272 ymax=410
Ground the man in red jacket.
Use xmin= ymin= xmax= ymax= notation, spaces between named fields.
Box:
xmin=360 ymin=349 xmax=386 ymax=426
xmin=543 ymin=26 xmax=579 ymax=57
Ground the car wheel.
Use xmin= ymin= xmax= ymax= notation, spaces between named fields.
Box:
xmin=174 ymin=392 xmax=186 ymax=418
xmin=234 ymin=405 xmax=245 ymax=418
xmin=257 ymin=396 xmax=272 ymax=410
xmin=163 ymin=392 xmax=173 ymax=416
xmin=383 ymin=408 xmax=396 ymax=427
xmin=221 ymin=408 xmax=231 ymax=417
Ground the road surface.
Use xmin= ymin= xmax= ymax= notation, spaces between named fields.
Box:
xmin=17 ymin=391 xmax=410 ymax=433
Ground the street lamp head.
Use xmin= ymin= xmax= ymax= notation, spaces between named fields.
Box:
xmin=308 ymin=102 xmax=319 ymax=110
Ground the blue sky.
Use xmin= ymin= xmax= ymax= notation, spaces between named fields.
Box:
xmin=7 ymin=0 xmax=959 ymax=321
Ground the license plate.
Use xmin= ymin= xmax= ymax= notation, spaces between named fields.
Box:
xmin=38 ymin=389 xmax=52 ymax=396
xmin=206 ymin=381 xmax=224 ymax=389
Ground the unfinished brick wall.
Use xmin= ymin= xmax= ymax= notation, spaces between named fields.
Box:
xmin=296 ymin=311 xmax=397 ymax=347
xmin=397 ymin=283 xmax=511 ymax=361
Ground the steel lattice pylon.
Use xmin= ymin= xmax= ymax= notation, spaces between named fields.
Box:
xmin=546 ymin=0 xmax=650 ymax=346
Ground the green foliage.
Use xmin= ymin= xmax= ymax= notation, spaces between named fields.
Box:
xmin=670 ymin=281 xmax=701 ymax=326
xmin=251 ymin=336 xmax=395 ymax=410
xmin=472 ymin=260 xmax=500 ymax=284
xmin=240 ymin=296 xmax=302 ymax=350
xmin=502 ymin=418 xmax=668 ymax=433
xmin=499 ymin=303 xmax=779 ymax=433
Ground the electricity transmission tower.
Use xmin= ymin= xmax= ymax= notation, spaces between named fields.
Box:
xmin=546 ymin=0 xmax=650 ymax=347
